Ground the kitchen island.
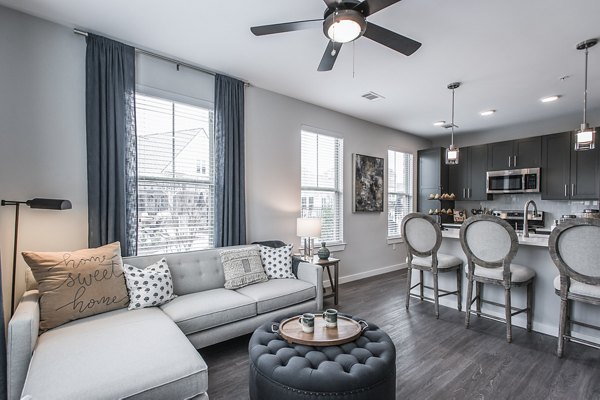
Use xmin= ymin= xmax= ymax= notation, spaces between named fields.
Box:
xmin=410 ymin=229 xmax=600 ymax=344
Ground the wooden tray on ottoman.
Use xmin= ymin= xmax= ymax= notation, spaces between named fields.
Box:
xmin=275 ymin=314 xmax=367 ymax=346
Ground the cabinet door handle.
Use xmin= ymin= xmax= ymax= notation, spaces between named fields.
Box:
xmin=571 ymin=184 xmax=575 ymax=197
xmin=564 ymin=184 xmax=568 ymax=197
xmin=463 ymin=188 xmax=466 ymax=198
xmin=513 ymin=155 xmax=517 ymax=167
xmin=508 ymin=156 xmax=512 ymax=168
xmin=467 ymin=188 xmax=471 ymax=198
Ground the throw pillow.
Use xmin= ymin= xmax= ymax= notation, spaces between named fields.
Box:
xmin=258 ymin=244 xmax=296 ymax=279
xmin=123 ymin=258 xmax=176 ymax=310
xmin=22 ymin=242 xmax=129 ymax=331
xmin=220 ymin=245 xmax=268 ymax=289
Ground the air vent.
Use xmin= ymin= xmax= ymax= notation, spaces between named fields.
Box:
xmin=361 ymin=91 xmax=385 ymax=101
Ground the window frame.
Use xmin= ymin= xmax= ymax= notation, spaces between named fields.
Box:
xmin=300 ymin=126 xmax=345 ymax=246
xmin=387 ymin=147 xmax=415 ymax=242
xmin=134 ymin=88 xmax=216 ymax=255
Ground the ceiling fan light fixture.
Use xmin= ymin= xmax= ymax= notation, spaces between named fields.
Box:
xmin=324 ymin=9 xmax=366 ymax=43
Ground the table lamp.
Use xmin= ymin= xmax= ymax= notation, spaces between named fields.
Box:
xmin=296 ymin=217 xmax=321 ymax=260
xmin=1 ymin=198 xmax=72 ymax=314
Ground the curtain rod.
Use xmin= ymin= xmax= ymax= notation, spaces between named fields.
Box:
xmin=73 ymin=28 xmax=250 ymax=86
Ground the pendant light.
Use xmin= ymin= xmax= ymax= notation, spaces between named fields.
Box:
xmin=446 ymin=82 xmax=461 ymax=165
xmin=574 ymin=38 xmax=597 ymax=151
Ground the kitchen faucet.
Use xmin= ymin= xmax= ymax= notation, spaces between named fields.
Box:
xmin=523 ymin=200 xmax=538 ymax=238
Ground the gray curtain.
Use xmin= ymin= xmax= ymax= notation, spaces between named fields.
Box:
xmin=0 ymin=252 xmax=6 ymax=400
xmin=214 ymin=74 xmax=246 ymax=247
xmin=85 ymin=34 xmax=138 ymax=256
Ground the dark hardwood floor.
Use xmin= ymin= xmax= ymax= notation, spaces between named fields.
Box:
xmin=200 ymin=269 xmax=600 ymax=400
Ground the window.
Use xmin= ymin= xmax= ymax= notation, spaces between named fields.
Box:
xmin=301 ymin=129 xmax=344 ymax=244
xmin=388 ymin=149 xmax=413 ymax=238
xmin=135 ymin=93 xmax=214 ymax=255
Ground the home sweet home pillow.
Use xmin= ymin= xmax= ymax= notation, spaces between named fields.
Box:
xmin=220 ymin=245 xmax=268 ymax=289
xmin=22 ymin=242 xmax=129 ymax=331
xmin=123 ymin=258 xmax=176 ymax=310
xmin=258 ymin=244 xmax=295 ymax=279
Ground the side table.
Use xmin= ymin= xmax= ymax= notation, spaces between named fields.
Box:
xmin=313 ymin=256 xmax=340 ymax=305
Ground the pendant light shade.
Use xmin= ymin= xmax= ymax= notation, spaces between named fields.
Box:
xmin=445 ymin=82 xmax=461 ymax=165
xmin=574 ymin=38 xmax=598 ymax=151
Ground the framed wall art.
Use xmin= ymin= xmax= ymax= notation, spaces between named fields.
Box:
xmin=353 ymin=153 xmax=384 ymax=212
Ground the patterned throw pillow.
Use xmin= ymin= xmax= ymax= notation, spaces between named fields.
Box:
xmin=220 ymin=245 xmax=268 ymax=289
xmin=258 ymin=244 xmax=295 ymax=279
xmin=123 ymin=258 xmax=176 ymax=310
xmin=22 ymin=242 xmax=129 ymax=331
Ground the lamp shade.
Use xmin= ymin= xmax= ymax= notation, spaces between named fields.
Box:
xmin=26 ymin=198 xmax=72 ymax=210
xmin=297 ymin=217 xmax=321 ymax=237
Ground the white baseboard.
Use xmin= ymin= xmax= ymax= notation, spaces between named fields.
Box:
xmin=322 ymin=262 xmax=407 ymax=288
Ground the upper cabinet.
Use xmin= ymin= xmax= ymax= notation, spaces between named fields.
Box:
xmin=448 ymin=144 xmax=489 ymax=201
xmin=542 ymin=131 xmax=599 ymax=200
xmin=488 ymin=137 xmax=541 ymax=170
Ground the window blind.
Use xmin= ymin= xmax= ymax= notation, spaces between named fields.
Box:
xmin=135 ymin=94 xmax=214 ymax=255
xmin=388 ymin=149 xmax=413 ymax=238
xmin=301 ymin=130 xmax=344 ymax=243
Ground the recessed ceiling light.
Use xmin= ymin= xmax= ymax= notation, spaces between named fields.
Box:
xmin=433 ymin=121 xmax=445 ymax=126
xmin=480 ymin=110 xmax=496 ymax=116
xmin=541 ymin=95 xmax=560 ymax=103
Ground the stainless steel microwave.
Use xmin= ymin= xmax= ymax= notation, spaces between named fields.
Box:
xmin=486 ymin=168 xmax=541 ymax=194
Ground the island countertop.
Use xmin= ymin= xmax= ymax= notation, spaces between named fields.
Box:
xmin=441 ymin=228 xmax=549 ymax=247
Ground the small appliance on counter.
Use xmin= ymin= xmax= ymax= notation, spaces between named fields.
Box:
xmin=453 ymin=209 xmax=466 ymax=223
xmin=491 ymin=209 xmax=545 ymax=232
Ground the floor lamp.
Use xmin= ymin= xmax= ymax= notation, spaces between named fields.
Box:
xmin=0 ymin=198 xmax=72 ymax=315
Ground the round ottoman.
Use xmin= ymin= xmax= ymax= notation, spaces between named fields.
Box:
xmin=248 ymin=315 xmax=396 ymax=400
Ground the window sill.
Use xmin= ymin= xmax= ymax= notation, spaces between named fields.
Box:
xmin=387 ymin=237 xmax=405 ymax=245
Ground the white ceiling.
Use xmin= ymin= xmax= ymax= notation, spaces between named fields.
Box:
xmin=2 ymin=0 xmax=600 ymax=138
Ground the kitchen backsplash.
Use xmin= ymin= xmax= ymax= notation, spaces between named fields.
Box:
xmin=455 ymin=194 xmax=599 ymax=229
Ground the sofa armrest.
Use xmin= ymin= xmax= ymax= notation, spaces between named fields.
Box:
xmin=296 ymin=262 xmax=323 ymax=311
xmin=8 ymin=290 xmax=40 ymax=400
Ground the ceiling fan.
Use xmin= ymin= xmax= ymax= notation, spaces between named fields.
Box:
xmin=250 ymin=0 xmax=422 ymax=71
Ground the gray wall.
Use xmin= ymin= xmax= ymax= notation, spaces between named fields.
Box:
xmin=0 ymin=6 xmax=431 ymax=321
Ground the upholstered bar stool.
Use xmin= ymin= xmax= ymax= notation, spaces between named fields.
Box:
xmin=402 ymin=213 xmax=462 ymax=319
xmin=460 ymin=214 xmax=535 ymax=343
xmin=549 ymin=218 xmax=600 ymax=357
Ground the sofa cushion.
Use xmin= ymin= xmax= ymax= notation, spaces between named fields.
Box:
xmin=221 ymin=245 xmax=268 ymax=289
xmin=22 ymin=242 xmax=129 ymax=331
xmin=21 ymin=307 xmax=207 ymax=400
xmin=235 ymin=279 xmax=316 ymax=314
xmin=160 ymin=288 xmax=257 ymax=335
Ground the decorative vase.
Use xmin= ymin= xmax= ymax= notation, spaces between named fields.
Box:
xmin=317 ymin=242 xmax=330 ymax=260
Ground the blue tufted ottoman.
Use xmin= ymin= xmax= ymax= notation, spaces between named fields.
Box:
xmin=248 ymin=315 xmax=396 ymax=400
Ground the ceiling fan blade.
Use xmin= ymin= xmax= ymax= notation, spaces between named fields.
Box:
xmin=363 ymin=22 xmax=421 ymax=56
xmin=251 ymin=19 xmax=323 ymax=36
xmin=318 ymin=41 xmax=343 ymax=71
xmin=354 ymin=0 xmax=402 ymax=16
xmin=323 ymin=0 xmax=342 ymax=8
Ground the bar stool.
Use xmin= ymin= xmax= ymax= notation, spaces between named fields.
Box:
xmin=460 ymin=214 xmax=535 ymax=343
xmin=548 ymin=218 xmax=600 ymax=357
xmin=402 ymin=213 xmax=462 ymax=319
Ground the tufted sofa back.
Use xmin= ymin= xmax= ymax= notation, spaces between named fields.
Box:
xmin=123 ymin=245 xmax=252 ymax=295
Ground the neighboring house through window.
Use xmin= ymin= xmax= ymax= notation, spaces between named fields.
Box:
xmin=388 ymin=149 xmax=413 ymax=238
xmin=135 ymin=93 xmax=214 ymax=255
xmin=300 ymin=128 xmax=344 ymax=244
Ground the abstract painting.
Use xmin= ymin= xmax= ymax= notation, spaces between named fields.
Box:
xmin=353 ymin=153 xmax=384 ymax=212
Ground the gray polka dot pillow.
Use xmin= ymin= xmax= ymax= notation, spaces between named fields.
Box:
xmin=258 ymin=244 xmax=296 ymax=279
xmin=123 ymin=258 xmax=176 ymax=310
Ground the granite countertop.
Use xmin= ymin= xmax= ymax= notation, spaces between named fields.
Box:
xmin=441 ymin=228 xmax=549 ymax=248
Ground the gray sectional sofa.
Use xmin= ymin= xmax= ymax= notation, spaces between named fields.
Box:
xmin=8 ymin=245 xmax=323 ymax=400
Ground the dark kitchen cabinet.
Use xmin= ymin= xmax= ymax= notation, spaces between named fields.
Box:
xmin=488 ymin=137 xmax=541 ymax=170
xmin=417 ymin=148 xmax=453 ymax=223
xmin=542 ymin=131 xmax=599 ymax=200
xmin=449 ymin=145 xmax=489 ymax=201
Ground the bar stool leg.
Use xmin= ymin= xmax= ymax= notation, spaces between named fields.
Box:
xmin=465 ymin=274 xmax=474 ymax=328
xmin=419 ymin=270 xmax=424 ymax=301
xmin=526 ymin=281 xmax=533 ymax=332
xmin=456 ymin=267 xmax=462 ymax=312
xmin=433 ymin=272 xmax=440 ymax=319
xmin=557 ymin=298 xmax=568 ymax=357
xmin=505 ymin=287 xmax=512 ymax=343
xmin=475 ymin=282 xmax=482 ymax=316
xmin=405 ymin=267 xmax=412 ymax=310
xmin=565 ymin=299 xmax=572 ymax=342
